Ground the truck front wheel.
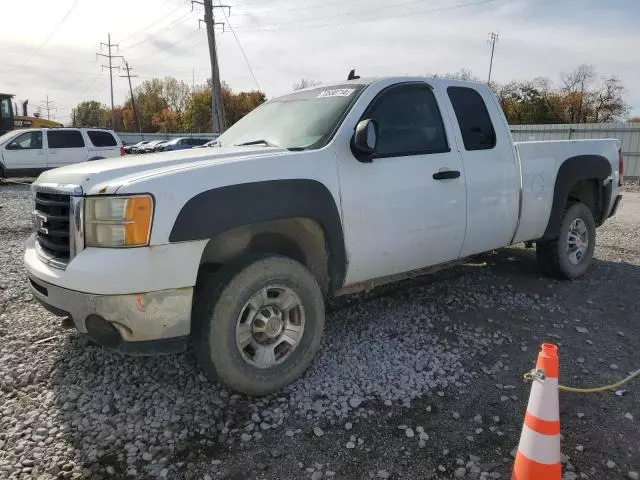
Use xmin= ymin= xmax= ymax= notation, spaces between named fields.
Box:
xmin=536 ymin=202 xmax=596 ymax=279
xmin=193 ymin=255 xmax=325 ymax=395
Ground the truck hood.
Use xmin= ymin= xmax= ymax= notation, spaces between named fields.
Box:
xmin=34 ymin=146 xmax=287 ymax=194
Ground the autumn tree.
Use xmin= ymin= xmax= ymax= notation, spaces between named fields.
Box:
xmin=72 ymin=100 xmax=105 ymax=127
xmin=221 ymin=85 xmax=266 ymax=126
xmin=183 ymin=81 xmax=266 ymax=132
xmin=152 ymin=108 xmax=180 ymax=133
xmin=560 ymin=64 xmax=596 ymax=123
xmin=132 ymin=78 xmax=169 ymax=131
xmin=183 ymin=88 xmax=213 ymax=133
xmin=161 ymin=77 xmax=190 ymax=114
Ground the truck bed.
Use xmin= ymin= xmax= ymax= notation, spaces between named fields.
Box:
xmin=512 ymin=139 xmax=620 ymax=244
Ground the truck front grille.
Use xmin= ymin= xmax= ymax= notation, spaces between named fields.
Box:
xmin=33 ymin=192 xmax=71 ymax=259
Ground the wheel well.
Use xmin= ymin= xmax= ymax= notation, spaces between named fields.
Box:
xmin=197 ymin=217 xmax=330 ymax=293
xmin=567 ymin=179 xmax=602 ymax=223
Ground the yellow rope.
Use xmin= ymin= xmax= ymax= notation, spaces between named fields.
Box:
xmin=523 ymin=368 xmax=640 ymax=393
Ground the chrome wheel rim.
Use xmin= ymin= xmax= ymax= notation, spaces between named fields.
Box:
xmin=566 ymin=218 xmax=588 ymax=265
xmin=236 ymin=285 xmax=305 ymax=369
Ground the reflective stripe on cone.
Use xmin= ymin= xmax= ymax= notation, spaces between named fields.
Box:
xmin=526 ymin=377 xmax=559 ymax=422
xmin=513 ymin=451 xmax=562 ymax=480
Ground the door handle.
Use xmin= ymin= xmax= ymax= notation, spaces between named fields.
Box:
xmin=433 ymin=170 xmax=460 ymax=180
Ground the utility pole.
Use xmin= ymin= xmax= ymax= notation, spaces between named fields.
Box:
xmin=39 ymin=96 xmax=56 ymax=120
xmin=193 ymin=0 xmax=230 ymax=134
xmin=120 ymin=61 xmax=142 ymax=134
xmin=97 ymin=34 xmax=123 ymax=129
xmin=487 ymin=32 xmax=499 ymax=84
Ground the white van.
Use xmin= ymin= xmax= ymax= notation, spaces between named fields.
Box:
xmin=0 ymin=128 xmax=123 ymax=179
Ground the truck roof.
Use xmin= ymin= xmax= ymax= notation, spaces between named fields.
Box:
xmin=296 ymin=76 xmax=484 ymax=91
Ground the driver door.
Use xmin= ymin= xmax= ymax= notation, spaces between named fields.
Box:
xmin=337 ymin=82 xmax=467 ymax=284
xmin=2 ymin=130 xmax=47 ymax=176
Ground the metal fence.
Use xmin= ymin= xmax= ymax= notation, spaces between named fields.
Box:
xmin=511 ymin=123 xmax=640 ymax=179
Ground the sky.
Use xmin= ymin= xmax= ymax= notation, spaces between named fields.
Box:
xmin=2 ymin=0 xmax=639 ymax=124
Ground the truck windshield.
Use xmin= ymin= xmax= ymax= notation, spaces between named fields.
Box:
xmin=216 ymin=84 xmax=366 ymax=150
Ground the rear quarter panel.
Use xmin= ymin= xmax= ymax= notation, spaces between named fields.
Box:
xmin=513 ymin=139 xmax=620 ymax=243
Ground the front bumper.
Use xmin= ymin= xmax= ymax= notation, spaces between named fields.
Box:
xmin=27 ymin=274 xmax=192 ymax=355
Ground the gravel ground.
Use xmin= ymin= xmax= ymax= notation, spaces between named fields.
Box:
xmin=0 ymin=183 xmax=638 ymax=480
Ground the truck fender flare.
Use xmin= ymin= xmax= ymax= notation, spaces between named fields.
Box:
xmin=169 ymin=179 xmax=347 ymax=291
xmin=542 ymin=154 xmax=612 ymax=239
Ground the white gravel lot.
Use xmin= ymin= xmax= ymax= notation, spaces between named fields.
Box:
xmin=1 ymin=183 xmax=638 ymax=480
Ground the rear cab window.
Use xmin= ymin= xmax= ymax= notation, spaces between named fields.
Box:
xmin=447 ymin=86 xmax=496 ymax=150
xmin=47 ymin=130 xmax=85 ymax=149
xmin=87 ymin=130 xmax=118 ymax=147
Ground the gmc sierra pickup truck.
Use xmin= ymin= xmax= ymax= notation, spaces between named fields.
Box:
xmin=24 ymin=77 xmax=623 ymax=395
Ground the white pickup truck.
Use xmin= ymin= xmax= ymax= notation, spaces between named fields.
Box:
xmin=24 ymin=77 xmax=623 ymax=395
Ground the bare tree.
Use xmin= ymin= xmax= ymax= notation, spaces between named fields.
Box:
xmin=292 ymin=78 xmax=322 ymax=91
xmin=561 ymin=64 xmax=595 ymax=123
xmin=591 ymin=76 xmax=629 ymax=123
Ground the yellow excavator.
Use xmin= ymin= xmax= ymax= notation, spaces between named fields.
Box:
xmin=0 ymin=93 xmax=62 ymax=135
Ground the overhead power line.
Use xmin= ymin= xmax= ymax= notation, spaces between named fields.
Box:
xmin=123 ymin=10 xmax=196 ymax=50
xmin=234 ymin=0 xmax=502 ymax=32
xmin=23 ymin=0 xmax=81 ymax=65
xmin=218 ymin=1 xmax=261 ymax=90
xmin=232 ymin=0 xmax=367 ymax=16
xmin=118 ymin=2 xmax=184 ymax=44
xmin=131 ymin=29 xmax=204 ymax=65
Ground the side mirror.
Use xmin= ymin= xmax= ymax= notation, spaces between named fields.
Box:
xmin=6 ymin=142 xmax=19 ymax=150
xmin=353 ymin=119 xmax=377 ymax=157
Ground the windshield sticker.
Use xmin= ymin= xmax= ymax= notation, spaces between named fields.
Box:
xmin=317 ymin=88 xmax=356 ymax=98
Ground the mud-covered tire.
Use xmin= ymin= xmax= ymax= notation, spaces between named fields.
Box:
xmin=536 ymin=202 xmax=596 ymax=279
xmin=193 ymin=254 xmax=325 ymax=396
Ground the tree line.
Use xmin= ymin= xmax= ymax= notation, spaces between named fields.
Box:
xmin=72 ymin=77 xmax=265 ymax=133
xmin=437 ymin=64 xmax=631 ymax=124
xmin=72 ymin=64 xmax=634 ymax=132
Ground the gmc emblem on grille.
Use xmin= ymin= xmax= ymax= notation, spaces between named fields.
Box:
xmin=33 ymin=212 xmax=48 ymax=235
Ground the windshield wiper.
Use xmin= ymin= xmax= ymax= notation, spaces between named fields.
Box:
xmin=234 ymin=139 xmax=280 ymax=147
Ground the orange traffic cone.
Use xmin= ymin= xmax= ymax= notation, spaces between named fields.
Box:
xmin=512 ymin=343 xmax=561 ymax=480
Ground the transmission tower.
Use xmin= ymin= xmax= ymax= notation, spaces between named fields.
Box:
xmin=39 ymin=96 xmax=56 ymax=120
xmin=97 ymin=34 xmax=123 ymax=129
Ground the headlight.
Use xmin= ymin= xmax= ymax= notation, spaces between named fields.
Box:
xmin=85 ymin=195 xmax=153 ymax=247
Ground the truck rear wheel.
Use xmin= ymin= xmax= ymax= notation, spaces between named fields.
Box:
xmin=536 ymin=202 xmax=596 ymax=279
xmin=193 ymin=255 xmax=325 ymax=395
